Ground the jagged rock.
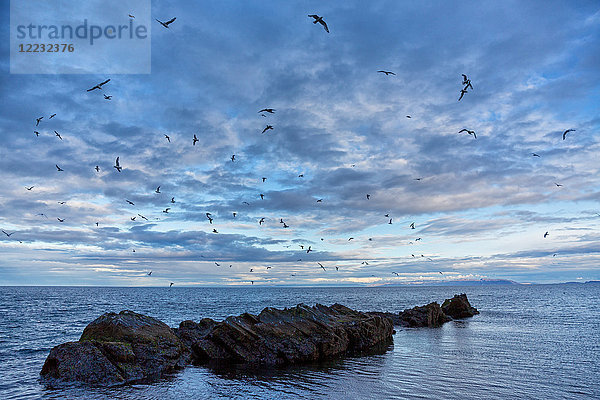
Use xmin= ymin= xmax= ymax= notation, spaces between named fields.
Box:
xmin=441 ymin=293 xmax=480 ymax=319
xmin=398 ymin=302 xmax=451 ymax=327
xmin=176 ymin=303 xmax=394 ymax=366
xmin=41 ymin=310 xmax=188 ymax=385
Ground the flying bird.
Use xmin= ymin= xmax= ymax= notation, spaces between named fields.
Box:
xmin=316 ymin=199 xmax=323 ymax=202
xmin=260 ymin=193 xmax=264 ymax=200
xmin=231 ymin=154 xmax=236 ymax=162
xmin=36 ymin=116 xmax=43 ymax=126
xmin=57 ymin=218 xmax=65 ymax=222
xmin=392 ymin=272 xmax=399 ymax=276
xmin=388 ymin=218 xmax=393 ymax=224
xmin=155 ymin=186 xmax=161 ymax=194
xmin=410 ymin=222 xmax=415 ymax=229
xmin=164 ymin=134 xmax=170 ymax=142
xmin=104 ymin=94 xmax=112 ymax=100
xmin=87 ymin=79 xmax=110 ymax=92
xmin=170 ymin=282 xmax=174 ymax=287
xmin=348 ymin=237 xmax=354 ymax=241
xmin=138 ymin=214 xmax=148 ymax=220
xmin=555 ymin=183 xmax=563 ymax=187
xmin=262 ymin=125 xmax=273 ymax=134
xmin=49 ymin=113 xmax=56 ymax=119
xmin=95 ymin=165 xmax=100 ymax=172
xmin=308 ymin=14 xmax=329 ymax=33
xmin=458 ymin=88 xmax=468 ymax=101
xmin=318 ymin=262 xmax=326 ymax=271
xmin=215 ymin=262 xmax=221 ymax=267
xmin=129 ymin=14 xmax=135 ymax=18
xmin=259 ymin=217 xmax=265 ymax=225
xmin=532 ymin=153 xmax=540 ymax=157
xmin=126 ymin=200 xmax=135 ymax=205
xmin=113 ymin=157 xmax=122 ymax=172
xmin=544 ymin=231 xmax=549 ymax=238
xmin=306 ymin=246 xmax=312 ymax=253
xmin=147 ymin=271 xmax=152 ymax=276
xmin=171 ymin=197 xmax=175 ymax=203
xmin=162 ymin=208 xmax=170 ymax=213
xmin=156 ymin=17 xmax=176 ymax=29
xmin=377 ymin=70 xmax=396 ymax=76
xmin=232 ymin=212 xmax=237 ymax=218
xmin=2 ymin=230 xmax=15 ymax=237
xmin=212 ymin=229 xmax=218 ymax=233
xmin=56 ymin=165 xmax=64 ymax=172
xmin=262 ymin=177 xmax=267 ymax=182
xmin=459 ymin=129 xmax=476 ymax=139
xmin=131 ymin=217 xmax=136 ymax=221
xmin=34 ymin=131 xmax=40 ymax=137
xmin=258 ymin=108 xmax=275 ymax=113
xmin=366 ymin=194 xmax=370 ymax=200
xmin=193 ymin=134 xmax=199 ymax=146
xmin=25 ymin=186 xmax=34 ymax=191
xmin=298 ymin=174 xmax=304 ymax=178
xmin=57 ymin=201 xmax=66 ymax=205
xmin=562 ymin=129 xmax=575 ymax=140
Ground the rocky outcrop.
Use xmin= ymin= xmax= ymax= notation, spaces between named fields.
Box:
xmin=41 ymin=295 xmax=478 ymax=386
xmin=176 ymin=303 xmax=393 ymax=366
xmin=368 ymin=293 xmax=479 ymax=327
xmin=41 ymin=310 xmax=188 ymax=386
xmin=441 ymin=293 xmax=480 ymax=319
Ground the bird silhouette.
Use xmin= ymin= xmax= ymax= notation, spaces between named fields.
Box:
xmin=410 ymin=222 xmax=415 ymax=229
xmin=164 ymin=134 xmax=170 ymax=142
xmin=193 ymin=134 xmax=199 ymax=146
xmin=155 ymin=186 xmax=161 ymax=194
xmin=318 ymin=262 xmax=326 ymax=271
xmin=260 ymin=193 xmax=264 ymax=200
xmin=366 ymin=194 xmax=371 ymax=200
xmin=56 ymin=165 xmax=64 ymax=172
xmin=231 ymin=154 xmax=236 ymax=162
xmin=458 ymin=89 xmax=468 ymax=101
xmin=262 ymin=177 xmax=267 ymax=182
xmin=25 ymin=186 xmax=34 ymax=191
xmin=57 ymin=218 xmax=65 ymax=222
xmin=544 ymin=231 xmax=549 ymax=238
xmin=87 ymin=79 xmax=110 ymax=92
xmin=49 ymin=113 xmax=56 ymax=119
xmin=147 ymin=271 xmax=152 ymax=276
xmin=113 ymin=157 xmax=122 ymax=172
xmin=532 ymin=153 xmax=540 ymax=157
xmin=459 ymin=128 xmax=476 ymax=139
xmin=262 ymin=125 xmax=273 ymax=134
xmin=259 ymin=217 xmax=265 ymax=225
xmin=34 ymin=131 xmax=40 ymax=137
xmin=36 ymin=116 xmax=43 ymax=126
xmin=171 ymin=197 xmax=175 ymax=203
xmin=2 ymin=230 xmax=15 ymax=237
xmin=377 ymin=70 xmax=395 ymax=75
xmin=104 ymin=94 xmax=112 ymax=100
xmin=54 ymin=131 xmax=63 ymax=140
xmin=162 ymin=208 xmax=170 ymax=213
xmin=170 ymin=282 xmax=174 ymax=287
xmin=156 ymin=17 xmax=176 ymax=29
xmin=95 ymin=165 xmax=100 ymax=172
xmin=308 ymin=14 xmax=329 ymax=32
xmin=562 ymin=129 xmax=575 ymax=140
xmin=258 ymin=108 xmax=275 ymax=113
xmin=126 ymin=200 xmax=135 ymax=205
xmin=306 ymin=246 xmax=312 ymax=253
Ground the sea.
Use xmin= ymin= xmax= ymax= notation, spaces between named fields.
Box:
xmin=0 ymin=284 xmax=598 ymax=399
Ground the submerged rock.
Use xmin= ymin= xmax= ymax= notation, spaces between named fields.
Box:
xmin=41 ymin=295 xmax=478 ymax=386
xmin=441 ymin=293 xmax=480 ymax=319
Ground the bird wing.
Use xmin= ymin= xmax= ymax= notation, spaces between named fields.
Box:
xmin=459 ymin=129 xmax=468 ymax=133
xmin=99 ymin=79 xmax=110 ymax=87
xmin=319 ymin=20 xmax=329 ymax=32
xmin=165 ymin=17 xmax=176 ymax=25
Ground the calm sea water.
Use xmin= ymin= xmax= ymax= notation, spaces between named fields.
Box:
xmin=0 ymin=284 xmax=598 ymax=399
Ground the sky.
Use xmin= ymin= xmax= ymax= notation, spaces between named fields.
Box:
xmin=1 ymin=1 xmax=599 ymax=286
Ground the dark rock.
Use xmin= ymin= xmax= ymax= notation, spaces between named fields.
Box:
xmin=398 ymin=302 xmax=451 ymax=328
xmin=441 ymin=293 xmax=480 ymax=319
xmin=179 ymin=303 xmax=394 ymax=366
xmin=41 ymin=310 xmax=188 ymax=385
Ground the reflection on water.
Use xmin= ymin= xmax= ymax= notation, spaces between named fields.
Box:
xmin=0 ymin=284 xmax=599 ymax=399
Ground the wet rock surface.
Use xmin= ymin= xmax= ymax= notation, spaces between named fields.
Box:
xmin=41 ymin=295 xmax=478 ymax=386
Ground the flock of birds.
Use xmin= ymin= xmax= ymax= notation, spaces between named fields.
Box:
xmin=3 ymin=12 xmax=581 ymax=287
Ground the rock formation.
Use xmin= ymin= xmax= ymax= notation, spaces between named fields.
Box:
xmin=40 ymin=294 xmax=478 ymax=386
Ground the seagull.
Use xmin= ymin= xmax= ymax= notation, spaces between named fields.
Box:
xmin=388 ymin=218 xmax=393 ymax=224
xmin=259 ymin=217 xmax=265 ymax=225
xmin=532 ymin=153 xmax=540 ymax=157
xmin=298 ymin=174 xmax=304 ymax=178
xmin=2 ymin=230 xmax=15 ymax=237
xmin=155 ymin=186 xmax=161 ymax=194
xmin=318 ymin=262 xmax=326 ymax=271
xmin=104 ymin=94 xmax=112 ymax=100
xmin=232 ymin=212 xmax=237 ymax=218
xmin=459 ymin=129 xmax=476 ymax=139
xmin=126 ymin=200 xmax=135 ymax=205
xmin=137 ymin=214 xmax=148 ymax=220
xmin=212 ymin=229 xmax=218 ymax=233
xmin=156 ymin=17 xmax=176 ymax=29
xmin=258 ymin=108 xmax=275 ymax=114
xmin=410 ymin=222 xmax=415 ymax=229
xmin=316 ymin=199 xmax=323 ymax=202
xmin=171 ymin=197 xmax=175 ymax=204
xmin=54 ymin=131 xmax=63 ymax=140
xmin=57 ymin=201 xmax=66 ymax=205
xmin=164 ymin=134 xmax=170 ymax=142
xmin=162 ymin=208 xmax=170 ymax=213
xmin=406 ymin=115 xmax=411 ymax=118
xmin=308 ymin=14 xmax=329 ymax=33
xmin=193 ymin=134 xmax=199 ymax=146
xmin=147 ymin=271 xmax=152 ymax=276
xmin=243 ymin=201 xmax=250 ymax=205
xmin=49 ymin=113 xmax=56 ymax=119
xmin=306 ymin=246 xmax=312 ymax=253
xmin=95 ymin=165 xmax=100 ymax=172
xmin=129 ymin=14 xmax=135 ymax=18
xmin=555 ymin=183 xmax=563 ymax=187
xmin=57 ymin=218 xmax=65 ymax=222
xmin=361 ymin=261 xmax=369 ymax=265
xmin=562 ymin=129 xmax=575 ymax=140
xmin=415 ymin=238 xmax=422 ymax=241
xmin=131 ymin=217 xmax=136 ymax=221
xmin=262 ymin=125 xmax=273 ymax=134
xmin=25 ymin=186 xmax=34 ymax=191
xmin=56 ymin=165 xmax=64 ymax=172
xmin=266 ymin=266 xmax=271 ymax=269
xmin=215 ymin=262 xmax=221 ymax=267
xmin=283 ymin=223 xmax=289 ymax=228
xmin=335 ymin=266 xmax=339 ymax=271
xmin=113 ymin=157 xmax=122 ymax=172
xmin=377 ymin=70 xmax=395 ymax=76
xmin=87 ymin=79 xmax=110 ymax=92
xmin=231 ymin=154 xmax=236 ymax=162
xmin=461 ymin=74 xmax=470 ymax=85
xmin=260 ymin=193 xmax=264 ymax=200
xmin=366 ymin=194 xmax=371 ymax=200
xmin=251 ymin=281 xmax=254 ymax=285
xmin=439 ymin=271 xmax=443 ymax=275
xmin=34 ymin=131 xmax=40 ymax=137
xmin=392 ymin=272 xmax=399 ymax=276
xmin=458 ymin=88 xmax=468 ymax=101
xmin=262 ymin=177 xmax=267 ymax=182
xmin=348 ymin=237 xmax=354 ymax=241
xmin=170 ymin=282 xmax=174 ymax=287
xmin=36 ymin=116 xmax=43 ymax=126
xmin=544 ymin=231 xmax=549 ymax=238
xmin=249 ymin=268 xmax=254 ymax=272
